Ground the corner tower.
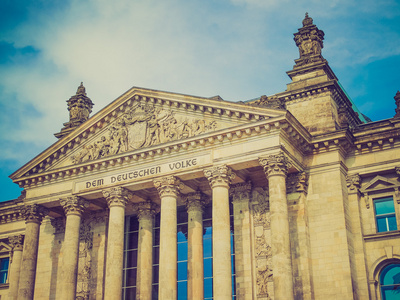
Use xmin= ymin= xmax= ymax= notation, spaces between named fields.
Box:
xmin=280 ymin=13 xmax=363 ymax=134
xmin=55 ymin=82 xmax=94 ymax=139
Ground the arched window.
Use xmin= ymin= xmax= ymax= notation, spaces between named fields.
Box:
xmin=380 ymin=263 xmax=400 ymax=300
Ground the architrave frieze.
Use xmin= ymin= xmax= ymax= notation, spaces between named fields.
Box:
xmin=13 ymin=114 xmax=312 ymax=189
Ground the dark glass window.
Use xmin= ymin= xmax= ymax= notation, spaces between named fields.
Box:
xmin=152 ymin=212 xmax=161 ymax=299
xmin=122 ymin=216 xmax=139 ymax=300
xmin=0 ymin=257 xmax=9 ymax=284
xmin=380 ymin=264 xmax=400 ymax=300
xmin=177 ymin=205 xmax=188 ymax=299
xmin=374 ymin=197 xmax=397 ymax=232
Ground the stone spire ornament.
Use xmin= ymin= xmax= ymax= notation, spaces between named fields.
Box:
xmin=54 ymin=82 xmax=94 ymax=139
xmin=293 ymin=13 xmax=325 ymax=68
xmin=394 ymin=91 xmax=400 ymax=118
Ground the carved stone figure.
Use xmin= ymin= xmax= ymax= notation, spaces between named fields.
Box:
xmin=71 ymin=98 xmax=218 ymax=164
xmin=257 ymin=264 xmax=273 ymax=296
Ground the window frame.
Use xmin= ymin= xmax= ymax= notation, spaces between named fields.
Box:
xmin=0 ymin=255 xmax=10 ymax=285
xmin=373 ymin=195 xmax=398 ymax=233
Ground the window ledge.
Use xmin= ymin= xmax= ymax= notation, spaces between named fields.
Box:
xmin=364 ymin=230 xmax=400 ymax=241
xmin=0 ymin=283 xmax=9 ymax=289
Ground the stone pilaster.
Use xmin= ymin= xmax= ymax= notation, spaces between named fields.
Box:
xmin=185 ymin=192 xmax=208 ymax=300
xmin=59 ymin=196 xmax=89 ymax=300
xmin=154 ymin=176 xmax=182 ymax=300
xmin=134 ymin=201 xmax=159 ymax=300
xmin=8 ymin=235 xmax=24 ymax=300
xmin=102 ymin=187 xmax=131 ymax=300
xmin=231 ymin=182 xmax=253 ymax=299
xmin=18 ymin=204 xmax=48 ymax=300
xmin=259 ymin=153 xmax=294 ymax=300
xmin=204 ymin=165 xmax=235 ymax=300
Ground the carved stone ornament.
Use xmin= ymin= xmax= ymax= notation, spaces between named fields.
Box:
xmin=287 ymin=172 xmax=308 ymax=194
xmin=9 ymin=234 xmax=24 ymax=251
xmin=346 ymin=174 xmax=361 ymax=191
xmin=132 ymin=201 xmax=160 ymax=220
xmin=204 ymin=165 xmax=236 ymax=188
xmin=230 ymin=181 xmax=252 ymax=203
xmin=255 ymin=234 xmax=271 ymax=257
xmin=259 ymin=152 xmax=291 ymax=177
xmin=257 ymin=264 xmax=273 ymax=297
xmin=60 ymin=196 xmax=89 ymax=216
xmin=51 ymin=217 xmax=65 ymax=234
xmin=394 ymin=91 xmax=400 ymax=119
xmin=71 ymin=100 xmax=218 ymax=164
xmin=184 ymin=192 xmax=209 ymax=212
xmin=395 ymin=166 xmax=400 ymax=178
xmin=252 ymin=95 xmax=285 ymax=110
xmin=102 ymin=186 xmax=132 ymax=207
xmin=20 ymin=204 xmax=49 ymax=224
xmin=154 ymin=176 xmax=183 ymax=198
xmin=293 ymin=13 xmax=325 ymax=68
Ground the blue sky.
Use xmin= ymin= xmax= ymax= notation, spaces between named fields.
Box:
xmin=1 ymin=0 xmax=399 ymax=201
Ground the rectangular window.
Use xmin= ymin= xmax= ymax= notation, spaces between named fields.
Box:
xmin=122 ymin=216 xmax=139 ymax=299
xmin=0 ymin=257 xmax=9 ymax=284
xmin=374 ymin=196 xmax=397 ymax=233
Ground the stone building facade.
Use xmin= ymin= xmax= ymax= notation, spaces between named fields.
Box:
xmin=1 ymin=14 xmax=400 ymax=300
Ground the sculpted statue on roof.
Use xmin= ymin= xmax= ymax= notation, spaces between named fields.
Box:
xmin=71 ymin=101 xmax=217 ymax=164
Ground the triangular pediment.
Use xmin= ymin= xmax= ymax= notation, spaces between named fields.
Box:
xmin=360 ymin=175 xmax=400 ymax=193
xmin=10 ymin=87 xmax=287 ymax=181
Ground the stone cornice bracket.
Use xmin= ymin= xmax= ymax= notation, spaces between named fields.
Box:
xmin=230 ymin=181 xmax=252 ymax=203
xmin=102 ymin=186 xmax=132 ymax=208
xmin=287 ymin=172 xmax=309 ymax=194
xmin=132 ymin=201 xmax=160 ymax=220
xmin=259 ymin=152 xmax=292 ymax=178
xmin=20 ymin=204 xmax=49 ymax=224
xmin=60 ymin=196 xmax=89 ymax=216
xmin=346 ymin=174 xmax=361 ymax=194
xmin=204 ymin=165 xmax=236 ymax=188
xmin=395 ymin=166 xmax=400 ymax=179
xmin=153 ymin=176 xmax=183 ymax=198
xmin=184 ymin=192 xmax=209 ymax=212
xmin=394 ymin=91 xmax=400 ymax=118
xmin=9 ymin=234 xmax=24 ymax=251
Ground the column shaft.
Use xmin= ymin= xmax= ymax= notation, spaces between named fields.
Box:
xmin=105 ymin=205 xmax=125 ymax=299
xmin=61 ymin=214 xmax=82 ymax=300
xmin=186 ymin=193 xmax=206 ymax=300
xmin=18 ymin=221 xmax=40 ymax=300
xmin=103 ymin=187 xmax=129 ymax=300
xmin=17 ymin=204 xmax=48 ymax=300
xmin=154 ymin=176 xmax=182 ymax=300
xmin=204 ymin=165 xmax=235 ymax=300
xmin=136 ymin=202 xmax=158 ymax=300
xmin=8 ymin=235 xmax=24 ymax=300
xmin=159 ymin=195 xmax=177 ymax=299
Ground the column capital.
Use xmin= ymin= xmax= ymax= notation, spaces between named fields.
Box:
xmin=230 ymin=181 xmax=252 ymax=203
xmin=154 ymin=176 xmax=183 ymax=198
xmin=133 ymin=201 xmax=160 ymax=221
xmin=20 ymin=204 xmax=49 ymax=224
xmin=60 ymin=196 xmax=89 ymax=216
xmin=204 ymin=165 xmax=236 ymax=188
xmin=184 ymin=192 xmax=209 ymax=213
xmin=346 ymin=174 xmax=361 ymax=193
xmin=9 ymin=234 xmax=24 ymax=251
xmin=259 ymin=152 xmax=291 ymax=178
xmin=102 ymin=187 xmax=131 ymax=208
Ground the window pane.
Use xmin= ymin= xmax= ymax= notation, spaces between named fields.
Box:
xmin=177 ymin=243 xmax=188 ymax=261
xmin=177 ymin=261 xmax=188 ymax=281
xmin=153 ymin=246 xmax=160 ymax=264
xmin=128 ymin=217 xmax=139 ymax=232
xmin=0 ymin=272 xmax=7 ymax=284
xmin=126 ymin=250 xmax=138 ymax=268
xmin=382 ymin=288 xmax=400 ymax=300
xmin=178 ymin=281 xmax=187 ymax=299
xmin=203 ymin=238 xmax=212 ymax=258
xmin=128 ymin=232 xmax=139 ymax=249
xmin=204 ymin=258 xmax=213 ymax=278
xmin=377 ymin=217 xmax=389 ymax=232
xmin=381 ymin=264 xmax=400 ymax=285
xmin=124 ymin=287 xmax=136 ymax=300
xmin=0 ymin=258 xmax=9 ymax=271
xmin=126 ymin=268 xmax=137 ymax=287
xmin=204 ymin=278 xmax=213 ymax=298
xmin=177 ymin=230 xmax=188 ymax=243
xmin=375 ymin=198 xmax=395 ymax=215
xmin=388 ymin=216 xmax=398 ymax=231
xmin=152 ymin=265 xmax=159 ymax=284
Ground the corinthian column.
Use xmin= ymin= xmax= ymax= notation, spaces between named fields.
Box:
xmin=259 ymin=152 xmax=294 ymax=300
xmin=135 ymin=201 xmax=159 ymax=300
xmin=59 ymin=196 xmax=89 ymax=300
xmin=230 ymin=182 xmax=253 ymax=299
xmin=204 ymin=165 xmax=235 ymax=300
xmin=18 ymin=204 xmax=48 ymax=300
xmin=154 ymin=176 xmax=182 ymax=300
xmin=102 ymin=187 xmax=131 ymax=300
xmin=8 ymin=235 xmax=24 ymax=300
xmin=185 ymin=192 xmax=208 ymax=300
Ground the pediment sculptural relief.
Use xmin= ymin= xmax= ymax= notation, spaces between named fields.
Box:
xmin=71 ymin=101 xmax=217 ymax=164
